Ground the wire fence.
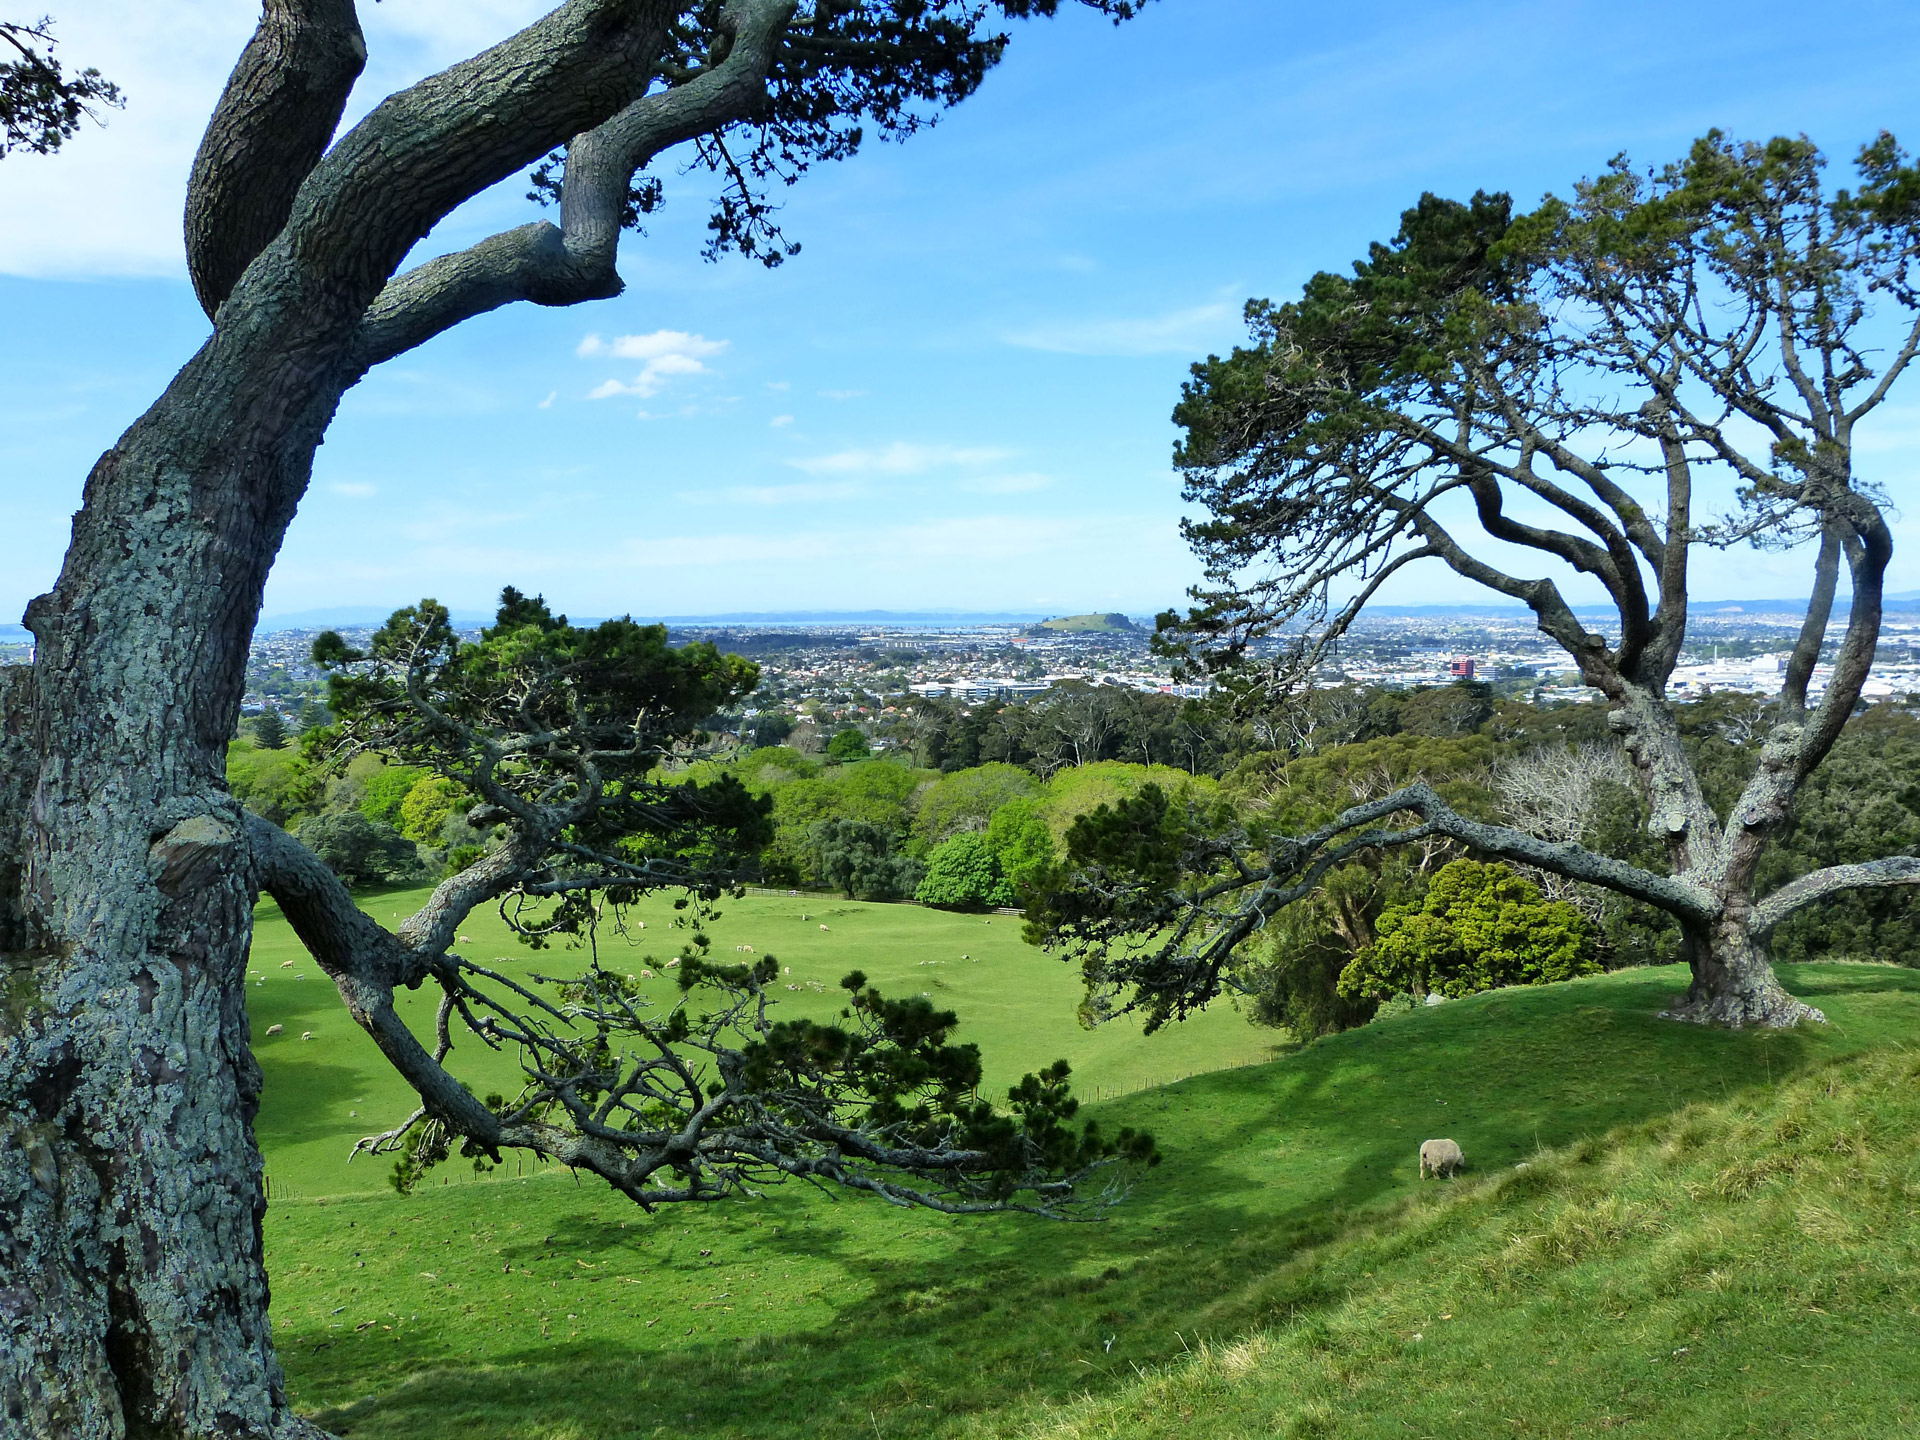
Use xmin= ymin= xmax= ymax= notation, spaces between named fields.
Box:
xmin=739 ymin=885 xmax=1020 ymax=915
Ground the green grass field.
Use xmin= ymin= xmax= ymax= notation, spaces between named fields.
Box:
xmin=250 ymin=894 xmax=1920 ymax=1437
xmin=247 ymin=887 xmax=1283 ymax=1199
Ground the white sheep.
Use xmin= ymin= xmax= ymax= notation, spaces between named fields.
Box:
xmin=300 ymin=1031 xmax=314 ymax=1042
xmin=265 ymin=1024 xmax=283 ymax=1036
xmin=1419 ymin=1138 xmax=1465 ymax=1179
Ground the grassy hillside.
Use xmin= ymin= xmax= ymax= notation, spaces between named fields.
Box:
xmin=249 ymin=917 xmax=1920 ymax=1437
xmin=248 ymin=886 xmax=1281 ymax=1199
xmin=1026 ymin=1038 xmax=1920 ymax=1439
xmin=1029 ymin=613 xmax=1140 ymax=633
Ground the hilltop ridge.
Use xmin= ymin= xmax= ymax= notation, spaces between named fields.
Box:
xmin=1025 ymin=612 xmax=1143 ymax=635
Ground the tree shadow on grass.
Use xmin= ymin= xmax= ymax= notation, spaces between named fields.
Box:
xmin=295 ymin=963 xmax=1914 ymax=1440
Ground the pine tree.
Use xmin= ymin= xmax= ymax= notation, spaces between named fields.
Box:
xmin=250 ymin=708 xmax=288 ymax=750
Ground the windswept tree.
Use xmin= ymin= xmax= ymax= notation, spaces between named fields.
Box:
xmin=296 ymin=591 xmax=1137 ymax=1199
xmin=0 ymin=4 xmax=1145 ymax=1433
xmin=1033 ymin=133 xmax=1920 ymax=1034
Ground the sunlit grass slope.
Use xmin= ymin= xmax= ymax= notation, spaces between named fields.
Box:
xmin=247 ymin=888 xmax=1283 ymax=1198
xmin=1022 ymin=1037 xmax=1920 ymax=1440
xmin=251 ymin=929 xmax=1920 ymax=1438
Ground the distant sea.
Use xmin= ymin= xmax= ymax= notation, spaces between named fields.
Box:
xmin=2 ymin=591 xmax=1914 ymax=648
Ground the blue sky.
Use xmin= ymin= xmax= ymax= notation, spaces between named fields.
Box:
xmin=4 ymin=0 xmax=1920 ymax=624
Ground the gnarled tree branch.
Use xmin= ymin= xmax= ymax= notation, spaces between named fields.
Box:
xmin=185 ymin=0 xmax=368 ymax=317
xmin=353 ymin=0 xmax=797 ymax=370
xmin=1748 ymin=855 xmax=1920 ymax=938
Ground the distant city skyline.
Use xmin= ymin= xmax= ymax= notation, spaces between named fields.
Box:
xmin=5 ymin=0 xmax=1920 ymax=621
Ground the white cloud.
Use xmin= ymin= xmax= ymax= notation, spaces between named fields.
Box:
xmin=1005 ymin=302 xmax=1238 ymax=357
xmin=329 ymin=482 xmax=377 ymax=498
xmin=538 ymin=390 xmax=557 ymax=409
xmin=580 ymin=330 xmax=729 ymax=398
xmin=818 ymin=389 xmax=867 ymax=401
xmin=770 ymin=414 xmax=795 ymax=428
xmin=788 ymin=442 xmax=1013 ymax=476
xmin=577 ymin=330 xmax=726 ymax=362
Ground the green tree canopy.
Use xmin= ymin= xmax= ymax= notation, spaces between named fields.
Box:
xmin=986 ymin=797 xmax=1057 ymax=900
xmin=916 ymin=832 xmax=1015 ymax=910
xmin=912 ymin=762 xmax=1038 ymax=850
xmin=810 ymin=816 xmax=923 ymax=901
xmin=292 ymin=810 xmax=425 ymax=888
xmin=1338 ymin=859 xmax=1598 ymax=1002
xmin=827 ymin=727 xmax=871 ymax=762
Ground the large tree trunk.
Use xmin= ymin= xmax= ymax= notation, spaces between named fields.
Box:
xmin=1 ymin=312 xmax=342 ymax=1433
xmin=1665 ymin=904 xmax=1824 ymax=1028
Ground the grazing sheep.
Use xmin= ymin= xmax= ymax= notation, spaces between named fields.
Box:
xmin=279 ymin=959 xmax=294 ymax=968
xmin=265 ymin=1024 xmax=283 ymax=1036
xmin=819 ymin=924 xmax=830 ymax=931
xmin=1419 ymin=1138 xmax=1465 ymax=1179
xmin=300 ymin=1031 xmax=314 ymax=1042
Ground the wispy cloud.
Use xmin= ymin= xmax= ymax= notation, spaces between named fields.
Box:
xmin=580 ymin=330 xmax=729 ymax=398
xmin=329 ymin=481 xmax=378 ymax=498
xmin=675 ymin=480 xmax=869 ymax=507
xmin=788 ymin=442 xmax=1013 ymax=477
xmin=818 ymin=388 xmax=867 ymax=401
xmin=616 ymin=513 xmax=1180 ymax=573
xmin=770 ymin=414 xmax=795 ymax=428
xmin=960 ymin=471 xmax=1051 ymax=495
xmin=1004 ymin=301 xmax=1237 ymax=357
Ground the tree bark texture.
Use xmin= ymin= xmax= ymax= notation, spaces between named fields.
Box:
xmin=1 ymin=321 xmax=341 ymax=1434
xmin=0 ymin=2 xmax=697 ymax=1428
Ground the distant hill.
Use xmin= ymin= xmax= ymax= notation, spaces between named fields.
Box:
xmin=1027 ymin=612 xmax=1142 ymax=634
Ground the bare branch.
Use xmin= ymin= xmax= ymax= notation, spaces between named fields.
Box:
xmin=1749 ymin=856 xmax=1920 ymax=938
